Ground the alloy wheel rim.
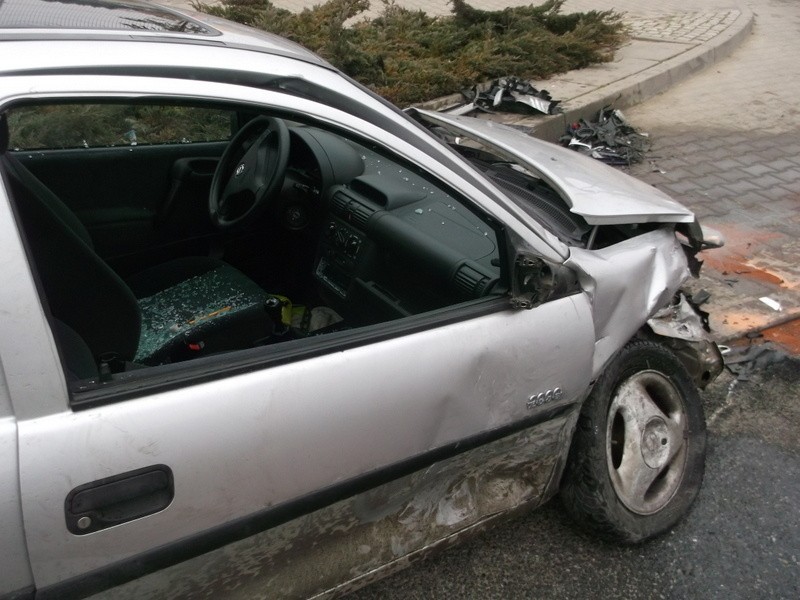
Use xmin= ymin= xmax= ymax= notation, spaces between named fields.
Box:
xmin=606 ymin=370 xmax=689 ymax=515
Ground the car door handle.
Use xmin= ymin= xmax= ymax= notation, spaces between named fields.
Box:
xmin=65 ymin=465 xmax=174 ymax=535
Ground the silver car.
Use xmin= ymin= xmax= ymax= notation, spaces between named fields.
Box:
xmin=0 ymin=1 xmax=723 ymax=598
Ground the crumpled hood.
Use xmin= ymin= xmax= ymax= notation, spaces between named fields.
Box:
xmin=417 ymin=110 xmax=695 ymax=226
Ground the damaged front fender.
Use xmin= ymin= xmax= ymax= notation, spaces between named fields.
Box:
xmin=566 ymin=228 xmax=723 ymax=386
xmin=566 ymin=228 xmax=690 ymax=378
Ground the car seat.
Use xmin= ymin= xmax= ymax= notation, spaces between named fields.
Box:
xmin=0 ymin=113 xmax=274 ymax=380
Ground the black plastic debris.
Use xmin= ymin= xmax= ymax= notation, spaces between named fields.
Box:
xmin=446 ymin=77 xmax=561 ymax=116
xmin=722 ymin=341 xmax=788 ymax=381
xmin=561 ymin=106 xmax=650 ymax=165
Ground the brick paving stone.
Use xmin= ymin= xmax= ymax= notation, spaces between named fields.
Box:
xmin=710 ymin=158 xmax=747 ymax=171
xmin=748 ymin=136 xmax=783 ymax=150
xmin=692 ymin=174 xmax=728 ymax=189
xmin=660 ymin=133 xmax=698 ymax=147
xmin=765 ymin=198 xmax=800 ymax=214
xmin=717 ymin=170 xmax=750 ymax=184
xmin=749 ymin=173 xmax=788 ymax=190
xmin=754 ymin=146 xmax=792 ymax=161
xmin=695 ymin=202 xmax=731 ymax=217
xmin=778 ymin=143 xmax=800 ymax=156
xmin=641 ymin=173 xmax=670 ymax=186
xmin=625 ymin=10 xmax=740 ymax=44
xmin=732 ymin=191 xmax=772 ymax=208
xmin=729 ymin=200 xmax=771 ymax=217
xmin=698 ymin=137 xmax=725 ymax=151
xmin=742 ymin=164 xmax=775 ymax=177
xmin=764 ymin=158 xmax=798 ymax=171
xmin=654 ymin=157 xmax=689 ymax=170
xmin=696 ymin=186 xmax=733 ymax=201
xmin=689 ymin=205 xmax=715 ymax=219
xmin=685 ymin=162 xmax=720 ymax=176
xmin=721 ymin=207 xmax=763 ymax=225
xmin=663 ymin=180 xmax=701 ymax=194
xmin=735 ymin=153 xmax=771 ymax=167
xmin=720 ymin=133 xmax=753 ymax=146
xmin=773 ymin=169 xmax=800 ymax=183
xmin=723 ymin=180 xmax=760 ymax=194
xmin=700 ymin=146 xmax=736 ymax=161
xmin=662 ymin=166 xmax=700 ymax=181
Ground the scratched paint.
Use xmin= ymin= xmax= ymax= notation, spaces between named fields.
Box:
xmin=89 ymin=410 xmax=578 ymax=600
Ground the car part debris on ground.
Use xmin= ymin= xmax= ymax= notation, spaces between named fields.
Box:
xmin=560 ymin=107 xmax=650 ymax=165
xmin=445 ymin=77 xmax=562 ymax=117
xmin=722 ymin=341 xmax=789 ymax=381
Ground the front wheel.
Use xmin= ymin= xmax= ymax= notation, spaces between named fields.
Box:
xmin=560 ymin=340 xmax=706 ymax=543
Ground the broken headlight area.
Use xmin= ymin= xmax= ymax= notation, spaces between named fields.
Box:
xmin=675 ymin=220 xmax=725 ymax=277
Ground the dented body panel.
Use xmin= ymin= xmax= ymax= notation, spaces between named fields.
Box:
xmin=565 ymin=228 xmax=692 ymax=376
xmin=89 ymin=409 xmax=580 ymax=600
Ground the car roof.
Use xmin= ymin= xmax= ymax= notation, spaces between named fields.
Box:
xmin=0 ymin=0 xmax=329 ymax=68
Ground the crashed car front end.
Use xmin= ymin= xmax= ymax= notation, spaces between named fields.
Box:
xmin=410 ymin=109 xmax=724 ymax=386
xmin=400 ymin=110 xmax=727 ymax=546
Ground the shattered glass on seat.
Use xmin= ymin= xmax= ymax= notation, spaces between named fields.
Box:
xmin=135 ymin=268 xmax=271 ymax=363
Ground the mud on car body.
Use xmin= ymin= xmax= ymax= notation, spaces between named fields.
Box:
xmin=0 ymin=1 xmax=722 ymax=598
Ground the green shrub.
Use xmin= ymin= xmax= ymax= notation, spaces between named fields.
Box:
xmin=197 ymin=0 xmax=624 ymax=106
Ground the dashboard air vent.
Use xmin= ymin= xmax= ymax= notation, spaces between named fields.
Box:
xmin=453 ymin=263 xmax=491 ymax=298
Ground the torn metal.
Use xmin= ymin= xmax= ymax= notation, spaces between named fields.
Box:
xmin=646 ymin=291 xmax=724 ymax=388
xmin=561 ymin=107 xmax=650 ymax=165
xmin=446 ymin=77 xmax=562 ymax=117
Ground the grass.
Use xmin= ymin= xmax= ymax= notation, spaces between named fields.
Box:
xmin=196 ymin=0 xmax=625 ymax=106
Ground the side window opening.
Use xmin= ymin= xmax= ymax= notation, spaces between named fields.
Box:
xmin=8 ymin=103 xmax=234 ymax=150
xmin=1 ymin=100 xmax=506 ymax=402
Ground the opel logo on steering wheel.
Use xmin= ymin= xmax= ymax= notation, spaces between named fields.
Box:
xmin=234 ymin=163 xmax=246 ymax=177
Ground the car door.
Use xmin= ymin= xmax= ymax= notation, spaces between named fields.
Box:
xmin=1 ymin=80 xmax=595 ymax=599
xmin=7 ymin=300 xmax=593 ymax=599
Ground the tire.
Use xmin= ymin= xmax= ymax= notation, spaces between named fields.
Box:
xmin=560 ymin=339 xmax=706 ymax=543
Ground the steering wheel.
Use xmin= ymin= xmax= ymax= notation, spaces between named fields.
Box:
xmin=209 ymin=116 xmax=290 ymax=230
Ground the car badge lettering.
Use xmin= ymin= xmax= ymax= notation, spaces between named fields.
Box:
xmin=527 ymin=387 xmax=563 ymax=409
xmin=235 ymin=163 xmax=246 ymax=177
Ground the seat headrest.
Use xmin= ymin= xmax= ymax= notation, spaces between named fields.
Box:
xmin=0 ymin=113 xmax=8 ymax=153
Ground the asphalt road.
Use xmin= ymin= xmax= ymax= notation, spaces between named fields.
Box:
xmin=351 ymin=359 xmax=800 ymax=600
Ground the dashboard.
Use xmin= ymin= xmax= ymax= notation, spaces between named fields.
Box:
xmin=282 ymin=125 xmax=504 ymax=325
